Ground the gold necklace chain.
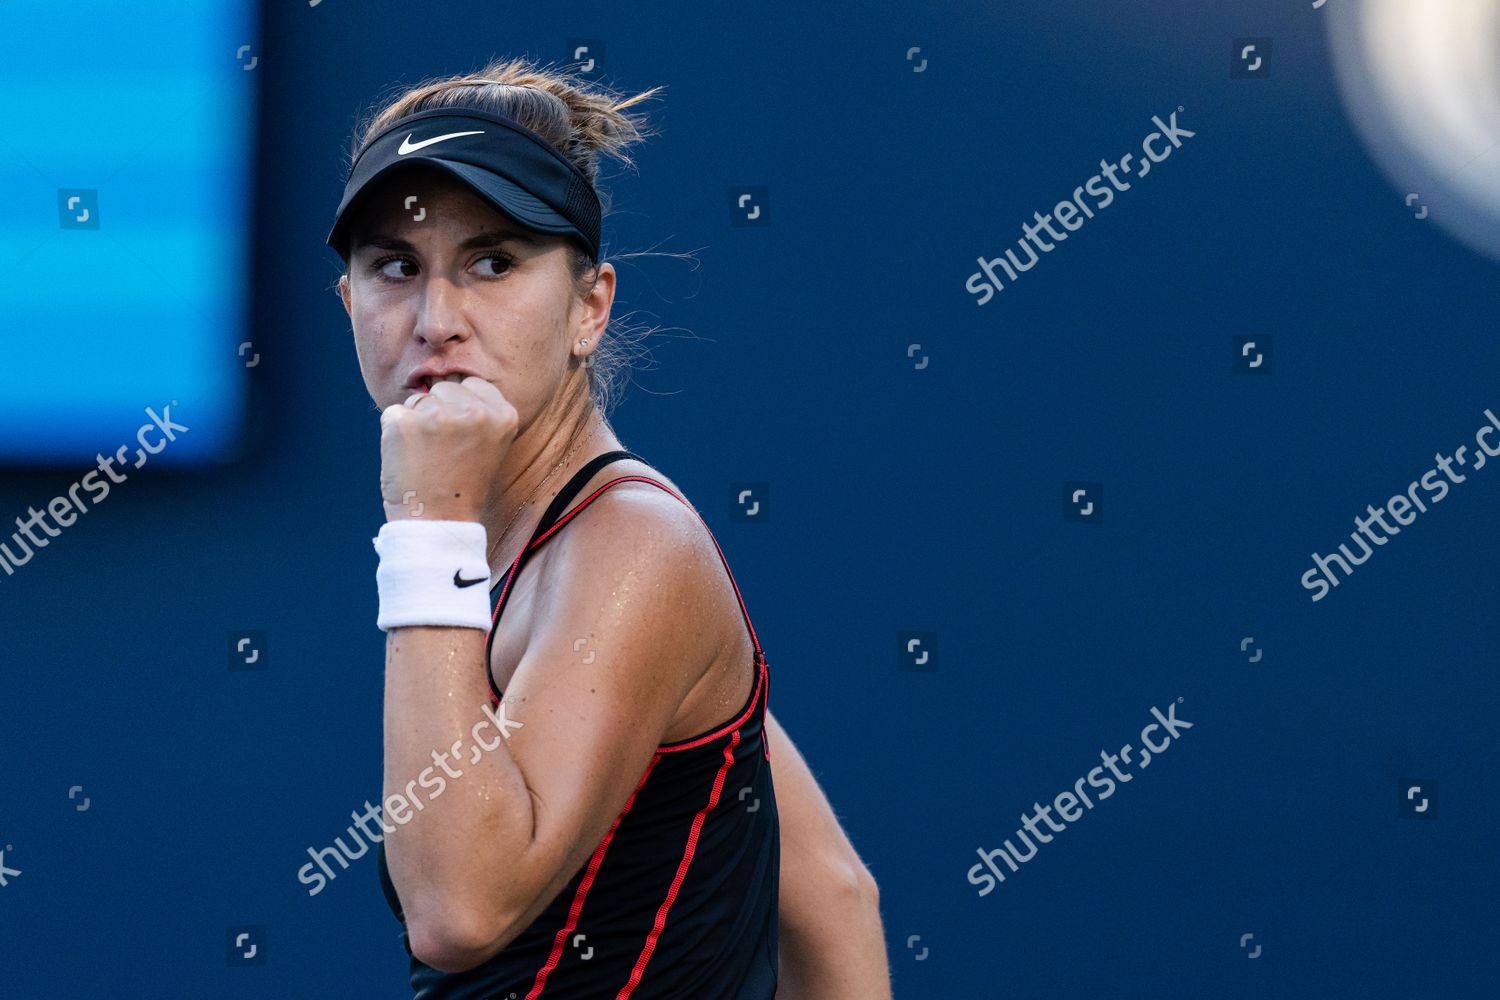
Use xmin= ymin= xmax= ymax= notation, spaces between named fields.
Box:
xmin=487 ymin=417 xmax=600 ymax=573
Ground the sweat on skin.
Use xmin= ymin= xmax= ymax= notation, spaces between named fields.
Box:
xmin=299 ymin=699 xmax=523 ymax=896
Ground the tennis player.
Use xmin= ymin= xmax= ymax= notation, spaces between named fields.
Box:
xmin=326 ymin=58 xmax=892 ymax=999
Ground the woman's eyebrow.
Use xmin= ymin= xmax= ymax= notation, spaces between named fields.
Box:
xmin=356 ymin=229 xmax=539 ymax=252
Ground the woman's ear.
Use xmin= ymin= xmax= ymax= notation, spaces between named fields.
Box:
xmin=339 ymin=273 xmax=352 ymax=317
xmin=580 ymin=261 xmax=616 ymax=338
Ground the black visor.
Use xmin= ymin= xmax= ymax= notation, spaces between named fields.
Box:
xmin=326 ymin=107 xmax=602 ymax=263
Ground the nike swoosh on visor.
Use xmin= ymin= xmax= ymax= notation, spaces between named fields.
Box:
xmin=398 ymin=130 xmax=485 ymax=155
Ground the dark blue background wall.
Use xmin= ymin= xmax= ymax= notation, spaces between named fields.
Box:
xmin=3 ymin=1 xmax=1498 ymax=997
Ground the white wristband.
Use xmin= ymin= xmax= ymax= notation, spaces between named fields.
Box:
xmin=372 ymin=519 xmax=493 ymax=631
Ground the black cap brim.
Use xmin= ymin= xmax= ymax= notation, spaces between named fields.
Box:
xmin=326 ymin=155 xmax=583 ymax=260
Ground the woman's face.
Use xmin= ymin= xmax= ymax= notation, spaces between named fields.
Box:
xmin=338 ymin=168 xmax=614 ymax=422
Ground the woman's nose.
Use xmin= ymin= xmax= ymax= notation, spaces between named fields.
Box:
xmin=412 ymin=276 xmax=472 ymax=347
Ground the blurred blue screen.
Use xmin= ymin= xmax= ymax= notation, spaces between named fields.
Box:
xmin=0 ymin=0 xmax=256 ymax=466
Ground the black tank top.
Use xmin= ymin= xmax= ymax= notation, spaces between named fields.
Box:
xmin=377 ymin=450 xmax=779 ymax=999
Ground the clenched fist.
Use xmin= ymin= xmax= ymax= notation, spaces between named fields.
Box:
xmin=380 ymin=375 xmax=518 ymax=523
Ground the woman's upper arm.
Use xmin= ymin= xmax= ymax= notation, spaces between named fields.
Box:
xmin=766 ymin=708 xmax=877 ymax=926
xmin=494 ymin=486 xmax=723 ymax=930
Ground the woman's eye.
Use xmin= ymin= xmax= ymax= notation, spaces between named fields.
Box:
xmin=365 ymin=253 xmax=511 ymax=280
xmin=372 ymin=256 xmax=416 ymax=279
xmin=474 ymin=254 xmax=514 ymax=277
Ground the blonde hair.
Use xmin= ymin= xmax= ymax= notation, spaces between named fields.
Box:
xmin=341 ymin=56 xmax=666 ymax=417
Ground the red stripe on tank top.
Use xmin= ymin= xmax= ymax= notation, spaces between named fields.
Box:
xmin=525 ymin=752 xmax=662 ymax=1000
xmin=615 ymin=728 xmax=742 ymax=999
xmin=656 ymin=654 xmax=765 ymax=754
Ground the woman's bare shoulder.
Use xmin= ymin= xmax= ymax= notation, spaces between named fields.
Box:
xmin=533 ymin=458 xmax=729 ymax=654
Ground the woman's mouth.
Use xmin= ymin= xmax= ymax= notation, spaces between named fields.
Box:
xmin=410 ymin=372 xmax=473 ymax=393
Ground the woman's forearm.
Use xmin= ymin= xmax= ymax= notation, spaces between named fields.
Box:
xmin=776 ymin=872 xmax=892 ymax=1000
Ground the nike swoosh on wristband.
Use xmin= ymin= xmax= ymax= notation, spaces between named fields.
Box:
xmin=454 ymin=570 xmax=488 ymax=588
xmin=398 ymin=130 xmax=484 ymax=155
